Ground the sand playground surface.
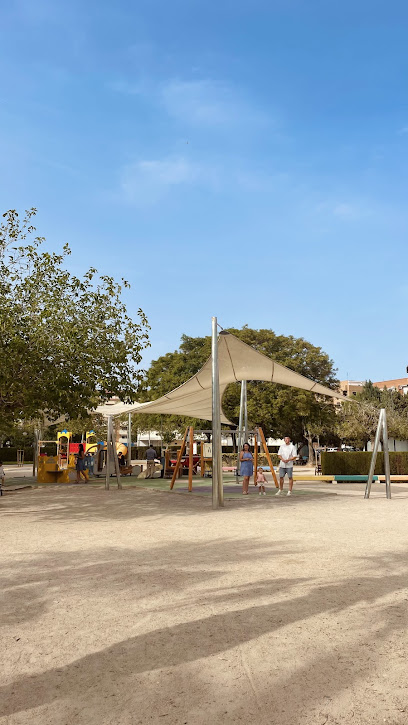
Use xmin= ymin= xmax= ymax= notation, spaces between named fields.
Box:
xmin=1 ymin=479 xmax=408 ymax=725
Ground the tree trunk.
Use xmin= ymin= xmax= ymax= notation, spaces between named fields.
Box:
xmin=305 ymin=431 xmax=315 ymax=466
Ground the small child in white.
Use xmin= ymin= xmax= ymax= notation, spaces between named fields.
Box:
xmin=256 ymin=467 xmax=267 ymax=495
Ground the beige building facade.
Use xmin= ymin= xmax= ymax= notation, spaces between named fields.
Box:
xmin=340 ymin=377 xmax=408 ymax=397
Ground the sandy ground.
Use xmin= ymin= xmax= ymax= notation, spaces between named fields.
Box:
xmin=1 ymin=482 xmax=408 ymax=725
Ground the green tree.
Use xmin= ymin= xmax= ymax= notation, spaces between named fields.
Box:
xmin=336 ymin=382 xmax=408 ymax=448
xmin=135 ymin=327 xmax=339 ymax=448
xmin=0 ymin=209 xmax=150 ymax=427
xmin=336 ymin=400 xmax=380 ymax=449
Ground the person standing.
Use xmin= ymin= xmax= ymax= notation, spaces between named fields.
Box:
xmin=75 ymin=444 xmax=87 ymax=483
xmin=145 ymin=445 xmax=157 ymax=479
xmin=256 ymin=467 xmax=267 ymax=495
xmin=276 ymin=436 xmax=297 ymax=496
xmin=240 ymin=442 xmax=253 ymax=495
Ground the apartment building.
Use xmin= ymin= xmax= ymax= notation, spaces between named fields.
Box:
xmin=340 ymin=376 xmax=408 ymax=397
xmin=372 ymin=378 xmax=408 ymax=395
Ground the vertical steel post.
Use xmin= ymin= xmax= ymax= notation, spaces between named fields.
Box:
xmin=382 ymin=410 xmax=392 ymax=499
xmin=105 ymin=416 xmax=111 ymax=490
xmin=112 ymin=429 xmax=122 ymax=489
xmin=212 ymin=317 xmax=223 ymax=508
xmin=243 ymin=379 xmax=248 ymax=445
xmin=127 ymin=412 xmax=132 ymax=466
xmin=364 ymin=409 xmax=384 ymax=499
xmin=33 ymin=428 xmax=39 ymax=478
xmin=237 ymin=381 xmax=245 ymax=478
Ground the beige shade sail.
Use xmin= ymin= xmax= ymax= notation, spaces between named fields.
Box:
xmin=96 ymin=330 xmax=346 ymax=423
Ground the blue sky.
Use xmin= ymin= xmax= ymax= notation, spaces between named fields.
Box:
xmin=1 ymin=0 xmax=408 ymax=382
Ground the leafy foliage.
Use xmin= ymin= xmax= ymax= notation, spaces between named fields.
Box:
xmin=0 ymin=209 xmax=150 ymax=427
xmin=336 ymin=382 xmax=408 ymax=447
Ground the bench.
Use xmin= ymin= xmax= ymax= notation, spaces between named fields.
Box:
xmin=334 ymin=475 xmax=378 ymax=483
xmin=293 ymin=475 xmax=334 ymax=482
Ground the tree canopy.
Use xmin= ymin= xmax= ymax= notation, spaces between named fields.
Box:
xmin=135 ymin=326 xmax=339 ymax=444
xmin=336 ymin=381 xmax=408 ymax=448
xmin=0 ymin=208 xmax=150 ymax=428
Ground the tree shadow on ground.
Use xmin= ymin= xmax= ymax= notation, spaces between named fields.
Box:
xmin=1 ymin=546 xmax=408 ymax=721
xmin=0 ymin=538 xmax=302 ymax=627
xmin=0 ymin=484 xmax=338 ymax=524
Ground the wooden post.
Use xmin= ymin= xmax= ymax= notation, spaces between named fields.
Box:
xmin=188 ymin=426 xmax=194 ymax=491
xmin=200 ymin=441 xmax=204 ymax=477
xmin=254 ymin=429 xmax=258 ymax=485
xmin=170 ymin=427 xmax=189 ymax=489
xmin=258 ymin=427 xmax=279 ymax=488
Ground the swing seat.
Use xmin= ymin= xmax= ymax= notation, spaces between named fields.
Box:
xmin=334 ymin=475 xmax=378 ymax=482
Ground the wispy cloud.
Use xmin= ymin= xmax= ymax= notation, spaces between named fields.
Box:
xmin=398 ymin=126 xmax=408 ymax=135
xmin=120 ymin=156 xmax=200 ymax=205
xmin=314 ymin=200 xmax=373 ymax=221
xmin=332 ymin=203 xmax=358 ymax=218
xmin=160 ymin=78 xmax=268 ymax=128
xmin=110 ymin=73 xmax=269 ymax=130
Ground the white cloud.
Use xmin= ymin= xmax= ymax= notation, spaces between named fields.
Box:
xmin=120 ymin=156 xmax=199 ymax=204
xmin=160 ymin=78 xmax=268 ymax=128
xmin=314 ymin=200 xmax=373 ymax=221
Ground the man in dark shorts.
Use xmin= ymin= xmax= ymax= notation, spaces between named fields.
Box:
xmin=145 ymin=445 xmax=157 ymax=479
xmin=276 ymin=436 xmax=297 ymax=496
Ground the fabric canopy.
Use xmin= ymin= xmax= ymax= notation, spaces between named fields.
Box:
xmin=96 ymin=331 xmax=346 ymax=423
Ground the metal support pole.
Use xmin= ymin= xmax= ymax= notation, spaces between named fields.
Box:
xmin=33 ymin=428 xmax=39 ymax=478
xmin=127 ymin=412 xmax=132 ymax=466
xmin=105 ymin=416 xmax=111 ymax=490
xmin=112 ymin=432 xmax=122 ymax=489
xmin=364 ymin=409 xmax=384 ymax=499
xmin=212 ymin=317 xmax=223 ymax=508
xmin=188 ymin=426 xmax=194 ymax=492
xmin=382 ymin=410 xmax=391 ymax=499
xmin=243 ymin=379 xmax=248 ymax=445
xmin=237 ymin=381 xmax=245 ymax=477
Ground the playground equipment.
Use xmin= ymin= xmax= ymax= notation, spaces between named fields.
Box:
xmin=365 ymin=408 xmax=391 ymax=499
xmin=92 ymin=440 xmax=134 ymax=479
xmin=36 ymin=430 xmax=92 ymax=483
xmin=167 ymin=424 xmax=280 ymax=492
xmin=85 ymin=430 xmax=98 ymax=453
xmin=57 ymin=430 xmax=74 ymax=469
xmin=96 ymin=317 xmax=353 ymax=506
xmin=37 ymin=431 xmax=74 ymax=483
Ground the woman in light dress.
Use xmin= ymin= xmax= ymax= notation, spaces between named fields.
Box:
xmin=240 ymin=442 xmax=253 ymax=495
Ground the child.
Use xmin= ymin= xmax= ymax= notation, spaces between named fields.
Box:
xmin=256 ymin=467 xmax=267 ymax=495
xmin=0 ymin=460 xmax=5 ymax=493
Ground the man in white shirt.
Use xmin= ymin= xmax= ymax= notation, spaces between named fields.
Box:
xmin=276 ymin=436 xmax=297 ymax=496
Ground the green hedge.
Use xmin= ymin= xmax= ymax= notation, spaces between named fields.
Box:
xmin=0 ymin=446 xmax=35 ymax=463
xmin=321 ymin=451 xmax=408 ymax=475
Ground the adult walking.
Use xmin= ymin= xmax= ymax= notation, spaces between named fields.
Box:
xmin=240 ymin=442 xmax=253 ymax=495
xmin=276 ymin=436 xmax=297 ymax=496
xmin=145 ymin=445 xmax=157 ymax=479
xmin=75 ymin=443 xmax=87 ymax=483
